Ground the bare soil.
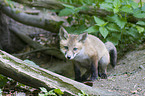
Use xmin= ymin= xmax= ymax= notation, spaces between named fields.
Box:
xmin=93 ymin=48 xmax=145 ymax=96
xmin=3 ymin=43 xmax=145 ymax=96
xmin=26 ymin=44 xmax=145 ymax=96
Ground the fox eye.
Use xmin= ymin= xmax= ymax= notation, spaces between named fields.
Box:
xmin=73 ymin=48 xmax=78 ymax=51
xmin=64 ymin=46 xmax=68 ymax=50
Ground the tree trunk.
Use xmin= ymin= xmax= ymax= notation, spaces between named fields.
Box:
xmin=0 ymin=50 xmax=120 ymax=95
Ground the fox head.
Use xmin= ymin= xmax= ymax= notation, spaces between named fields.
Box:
xmin=59 ymin=27 xmax=88 ymax=60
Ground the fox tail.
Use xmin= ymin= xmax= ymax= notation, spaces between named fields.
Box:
xmin=105 ymin=42 xmax=117 ymax=67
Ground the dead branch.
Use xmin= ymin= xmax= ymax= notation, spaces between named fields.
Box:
xmin=0 ymin=2 xmax=62 ymax=33
xmin=12 ymin=47 xmax=52 ymax=56
xmin=12 ymin=0 xmax=64 ymax=9
xmin=9 ymin=26 xmax=65 ymax=60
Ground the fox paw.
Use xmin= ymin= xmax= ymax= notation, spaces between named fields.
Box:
xmin=90 ymin=76 xmax=98 ymax=81
xmin=100 ymin=73 xmax=107 ymax=79
xmin=83 ymin=81 xmax=93 ymax=86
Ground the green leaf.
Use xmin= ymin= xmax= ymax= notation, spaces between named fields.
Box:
xmin=0 ymin=75 xmax=8 ymax=88
xmin=81 ymin=90 xmax=86 ymax=95
xmin=54 ymin=89 xmax=64 ymax=95
xmin=120 ymin=6 xmax=133 ymax=13
xmin=142 ymin=4 xmax=145 ymax=12
xmin=136 ymin=26 xmax=144 ymax=33
xmin=99 ymin=26 xmax=109 ymax=38
xmin=107 ymin=23 xmax=120 ymax=32
xmin=105 ymin=0 xmax=113 ymax=3
xmin=40 ymin=87 xmax=48 ymax=93
xmin=74 ymin=6 xmax=87 ymax=13
xmin=106 ymin=15 xmax=127 ymax=29
xmin=133 ymin=11 xmax=145 ymax=18
xmin=47 ymin=90 xmax=56 ymax=95
xmin=113 ymin=7 xmax=119 ymax=13
xmin=94 ymin=16 xmax=105 ymax=26
xmin=103 ymin=22 xmax=108 ymax=26
xmin=113 ymin=0 xmax=121 ymax=8
xmin=62 ymin=3 xmax=74 ymax=9
xmin=38 ymin=93 xmax=45 ymax=96
xmin=78 ymin=90 xmax=89 ymax=96
xmin=85 ymin=25 xmax=99 ymax=33
xmin=113 ymin=15 xmax=127 ymax=29
xmin=136 ymin=21 xmax=145 ymax=26
xmin=0 ymin=89 xmax=2 ymax=96
xmin=127 ymin=27 xmax=138 ymax=37
xmin=78 ymin=93 xmax=83 ymax=96
xmin=107 ymin=33 xmax=121 ymax=45
xmin=130 ymin=1 xmax=138 ymax=9
xmin=59 ymin=8 xmax=74 ymax=16
xmin=73 ymin=25 xmax=87 ymax=34
xmin=100 ymin=2 xmax=113 ymax=11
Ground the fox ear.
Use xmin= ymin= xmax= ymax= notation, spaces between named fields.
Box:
xmin=77 ymin=32 xmax=88 ymax=42
xmin=59 ymin=27 xmax=69 ymax=40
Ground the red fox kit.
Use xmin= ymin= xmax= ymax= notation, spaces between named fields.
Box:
xmin=59 ymin=27 xmax=117 ymax=82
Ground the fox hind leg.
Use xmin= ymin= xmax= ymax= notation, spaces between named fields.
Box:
xmin=98 ymin=54 xmax=109 ymax=79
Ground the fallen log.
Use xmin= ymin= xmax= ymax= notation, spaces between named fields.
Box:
xmin=0 ymin=50 xmax=120 ymax=95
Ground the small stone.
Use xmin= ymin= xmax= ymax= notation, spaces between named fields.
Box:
xmin=137 ymin=88 xmax=142 ymax=92
xmin=139 ymin=65 xmax=145 ymax=70
xmin=131 ymin=90 xmax=138 ymax=94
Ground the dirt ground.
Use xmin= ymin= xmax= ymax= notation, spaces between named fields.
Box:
xmin=26 ymin=44 xmax=144 ymax=96
xmin=3 ymin=43 xmax=145 ymax=96
xmin=93 ymin=47 xmax=145 ymax=96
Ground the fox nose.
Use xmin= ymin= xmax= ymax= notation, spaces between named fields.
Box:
xmin=67 ymin=56 xmax=71 ymax=59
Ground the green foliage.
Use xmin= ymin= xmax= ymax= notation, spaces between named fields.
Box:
xmin=78 ymin=90 xmax=89 ymax=96
xmin=0 ymin=89 xmax=2 ymax=96
xmin=39 ymin=87 xmax=64 ymax=96
xmin=4 ymin=0 xmax=14 ymax=8
xmin=137 ymin=21 xmax=145 ymax=26
xmin=59 ymin=4 xmax=88 ymax=16
xmin=99 ymin=26 xmax=109 ymax=38
xmin=39 ymin=88 xmax=89 ymax=96
xmin=0 ymin=75 xmax=8 ymax=88
xmin=58 ymin=0 xmax=100 ymax=5
xmin=57 ymin=0 xmax=145 ymax=48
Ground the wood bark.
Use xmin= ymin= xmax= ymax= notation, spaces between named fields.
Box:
xmin=0 ymin=50 xmax=120 ymax=95
xmin=0 ymin=1 xmax=63 ymax=33
xmin=11 ymin=0 xmax=145 ymax=23
xmin=12 ymin=0 xmax=64 ymax=9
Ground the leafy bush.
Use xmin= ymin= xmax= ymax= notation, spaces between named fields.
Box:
xmin=58 ymin=0 xmax=145 ymax=50
xmin=39 ymin=87 xmax=64 ymax=96
xmin=39 ymin=87 xmax=89 ymax=96
xmin=0 ymin=75 xmax=8 ymax=88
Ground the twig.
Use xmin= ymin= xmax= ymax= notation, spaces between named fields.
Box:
xmin=9 ymin=26 xmax=65 ymax=60
xmin=13 ymin=47 xmax=55 ymax=56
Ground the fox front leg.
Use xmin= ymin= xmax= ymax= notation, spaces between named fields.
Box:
xmin=90 ymin=59 xmax=99 ymax=81
xmin=73 ymin=62 xmax=82 ymax=82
